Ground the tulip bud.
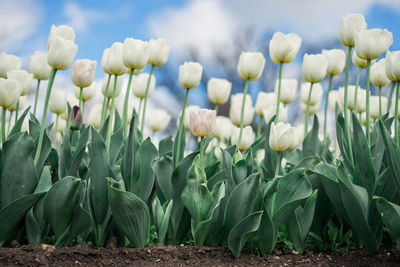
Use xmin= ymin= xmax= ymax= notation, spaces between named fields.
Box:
xmin=302 ymin=53 xmax=328 ymax=83
xmin=361 ymin=111 xmax=374 ymax=126
xmin=104 ymin=42 xmax=126 ymax=75
xmin=71 ymin=59 xmax=97 ymax=88
xmin=29 ymin=51 xmax=52 ymax=80
xmin=355 ymin=29 xmax=393 ymax=60
xmin=0 ymin=78 xmax=20 ymax=108
xmin=301 ymin=101 xmax=321 ymax=116
xmin=132 ymin=73 xmax=156 ymax=98
xmin=47 ymin=36 xmax=78 ymax=70
xmin=101 ymin=48 xmax=112 ymax=74
xmin=179 ymin=62 xmax=203 ymax=89
xmin=269 ymin=122 xmax=295 ymax=151
xmin=207 ymin=78 xmax=232 ymax=105
xmin=148 ymin=38 xmax=171 ymax=66
xmin=322 ymin=49 xmax=346 ymax=75
xmin=385 ymin=51 xmax=400 ymax=82
xmin=61 ymin=93 xmax=79 ymax=120
xmin=123 ymin=38 xmax=149 ymax=70
xmin=339 ymin=13 xmax=367 ymax=47
xmin=68 ymin=105 xmax=83 ymax=131
xmin=178 ymin=105 xmax=200 ymax=130
xmin=269 ymin=32 xmax=302 ymax=64
xmin=232 ymin=126 xmax=255 ymax=150
xmin=88 ymin=104 xmax=102 ymax=129
xmin=352 ymin=51 xmax=373 ymax=69
xmin=189 ymin=109 xmax=216 ymax=137
xmin=49 ymin=89 xmax=67 ymax=114
xmin=47 ymin=25 xmax=76 ymax=49
xmin=214 ymin=116 xmax=234 ymax=141
xmin=370 ymin=59 xmax=390 ymax=87
xmin=300 ymin=82 xmax=323 ymax=105
xmin=370 ymin=95 xmax=387 ymax=119
xmin=274 ymin=79 xmax=297 ymax=104
xmin=0 ymin=53 xmax=21 ymax=78
xmin=255 ymin=92 xmax=276 ymax=116
xmin=102 ymin=74 xmax=124 ymax=98
xmin=328 ymin=90 xmax=341 ymax=112
xmin=262 ymin=103 xmax=287 ymax=123
xmin=148 ymin=109 xmax=171 ymax=132
xmin=237 ymin=52 xmax=265 ymax=81
xmin=7 ymin=70 xmax=33 ymax=96
xmin=229 ymin=93 xmax=255 ymax=126
xmin=74 ymin=82 xmax=96 ymax=102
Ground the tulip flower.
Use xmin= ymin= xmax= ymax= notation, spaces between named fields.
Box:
xmin=370 ymin=59 xmax=390 ymax=117
xmin=274 ymin=79 xmax=297 ymax=104
xmin=88 ymin=104 xmax=103 ymax=129
xmin=179 ymin=62 xmax=203 ymax=90
xmin=7 ymin=70 xmax=33 ymax=123
xmin=179 ymin=105 xmax=200 ymax=130
xmin=339 ymin=13 xmax=367 ymax=47
xmin=7 ymin=95 xmax=26 ymax=112
xmin=370 ymin=95 xmax=387 ymax=119
xmin=0 ymin=78 xmax=20 ymax=142
xmin=132 ymin=73 xmax=156 ymax=99
xmin=214 ymin=116 xmax=234 ymax=141
xmin=386 ymin=51 xmax=400 ymax=125
xmin=49 ymin=89 xmax=67 ymax=115
xmin=288 ymin=126 xmax=304 ymax=150
xmin=101 ymin=74 xmax=124 ymax=99
xmin=328 ymin=91 xmax=341 ymax=112
xmin=229 ymin=93 xmax=254 ymax=127
xmin=148 ymin=38 xmax=171 ymax=66
xmin=52 ymin=114 xmax=66 ymax=134
xmin=148 ymin=109 xmax=171 ymax=132
xmin=301 ymin=101 xmax=321 ymax=115
xmin=361 ymin=111 xmax=374 ymax=126
xmin=356 ymin=89 xmax=367 ymax=114
xmin=263 ymin=103 xmax=287 ymax=124
xmin=68 ymin=105 xmax=83 ymax=131
xmin=207 ymin=78 xmax=232 ymax=113
xmin=269 ymin=122 xmax=295 ymax=175
xmin=47 ymin=24 xmax=75 ymax=49
xmin=71 ymin=59 xmax=97 ymax=110
xmin=300 ymin=83 xmax=323 ymax=105
xmin=232 ymin=126 xmax=255 ymax=151
xmin=269 ymin=32 xmax=302 ymax=64
xmin=255 ymin=92 xmax=276 ymax=116
xmin=74 ymin=83 xmax=96 ymax=103
xmin=47 ymin=36 xmax=78 ymax=71
xmin=0 ymin=52 xmax=21 ymax=78
xmin=29 ymin=51 xmax=52 ymax=115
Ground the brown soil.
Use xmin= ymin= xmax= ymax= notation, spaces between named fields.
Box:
xmin=0 ymin=242 xmax=399 ymax=266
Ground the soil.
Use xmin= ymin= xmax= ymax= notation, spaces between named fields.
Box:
xmin=0 ymin=242 xmax=399 ymax=266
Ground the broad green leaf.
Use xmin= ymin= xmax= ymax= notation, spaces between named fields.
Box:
xmin=8 ymin=106 xmax=30 ymax=138
xmin=158 ymin=200 xmax=173 ymax=244
xmin=25 ymin=207 xmax=41 ymax=245
xmin=152 ymin=155 xmax=174 ymax=202
xmin=254 ymin=204 xmax=275 ymax=254
xmin=262 ymin=116 xmax=277 ymax=180
xmin=159 ymin=135 xmax=173 ymax=157
xmin=233 ymin=159 xmax=247 ymax=184
xmin=109 ymin=126 xmax=124 ymax=165
xmin=374 ymin=196 xmax=400 ymax=246
xmin=172 ymin=118 xmax=186 ymax=168
xmin=59 ymin=130 xmax=72 ymax=178
xmin=303 ymin=115 xmax=320 ymax=157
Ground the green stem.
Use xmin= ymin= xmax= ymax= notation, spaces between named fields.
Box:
xmin=365 ymin=59 xmax=372 ymax=145
xmin=304 ymin=82 xmax=314 ymax=136
xmin=175 ymin=89 xmax=190 ymax=168
xmin=237 ymin=79 xmax=250 ymax=149
xmin=324 ymin=75 xmax=333 ymax=141
xmin=82 ymin=101 xmax=85 ymax=114
xmin=275 ymin=151 xmax=281 ymax=177
xmin=215 ymin=103 xmax=219 ymax=116
xmin=353 ymin=67 xmax=362 ymax=114
xmin=34 ymin=68 xmax=57 ymax=165
xmin=1 ymin=107 xmax=6 ymax=144
xmin=379 ymin=86 xmax=382 ymax=118
xmin=257 ymin=115 xmax=263 ymax=138
xmin=106 ymin=75 xmax=118 ymax=151
xmin=14 ymin=100 xmax=19 ymax=125
xmin=387 ymin=82 xmax=395 ymax=113
xmin=395 ymin=82 xmax=400 ymax=147
xmin=343 ymin=46 xmax=354 ymax=163
xmin=137 ymin=98 xmax=143 ymax=118
xmin=78 ymin=87 xmax=83 ymax=109
xmin=54 ymin=113 xmax=59 ymax=134
xmin=199 ymin=137 xmax=205 ymax=169
xmin=7 ymin=110 xmax=13 ymax=134
xmin=101 ymin=74 xmax=111 ymax=125
xmin=275 ymin=62 xmax=284 ymax=124
xmin=140 ymin=65 xmax=155 ymax=133
xmin=123 ymin=68 xmax=134 ymax=138
xmin=33 ymin=79 xmax=41 ymax=116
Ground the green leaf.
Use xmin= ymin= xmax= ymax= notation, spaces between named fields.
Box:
xmin=335 ymin=112 xmax=353 ymax=170
xmin=152 ymin=155 xmax=174 ymax=202
xmin=109 ymin=126 xmax=124 ymax=165
xmin=25 ymin=207 xmax=41 ymax=244
xmin=254 ymin=204 xmax=275 ymax=254
xmin=303 ymin=115 xmax=320 ymax=157
xmin=59 ymin=130 xmax=72 ymax=178
xmin=172 ymin=121 xmax=186 ymax=168
xmin=34 ymin=166 xmax=53 ymax=193
xmin=159 ymin=135 xmax=173 ymax=157
xmin=262 ymin=116 xmax=277 ymax=180
xmin=158 ymin=200 xmax=173 ymax=244
xmin=374 ymin=196 xmax=400 ymax=246
xmin=35 ymin=130 xmax=52 ymax=175
xmin=228 ymin=211 xmax=263 ymax=258
xmin=8 ymin=106 xmax=30 ymax=138
xmin=107 ymin=179 xmax=150 ymax=247
xmin=233 ymin=159 xmax=248 ymax=185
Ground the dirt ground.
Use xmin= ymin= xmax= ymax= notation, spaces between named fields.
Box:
xmin=0 ymin=242 xmax=399 ymax=266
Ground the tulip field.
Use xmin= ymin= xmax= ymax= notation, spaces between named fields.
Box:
xmin=1 ymin=13 xmax=400 ymax=262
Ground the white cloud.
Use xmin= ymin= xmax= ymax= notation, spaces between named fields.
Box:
xmin=63 ymin=2 xmax=107 ymax=32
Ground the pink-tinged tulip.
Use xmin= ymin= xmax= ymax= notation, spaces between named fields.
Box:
xmin=189 ymin=108 xmax=216 ymax=137
xmin=71 ymin=59 xmax=97 ymax=88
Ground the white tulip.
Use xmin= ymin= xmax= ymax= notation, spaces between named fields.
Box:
xmin=356 ymin=89 xmax=367 ymax=113
xmin=71 ymin=59 xmax=97 ymax=88
xmin=288 ymin=126 xmax=304 ymax=150
xmin=179 ymin=62 xmax=203 ymax=89
xmin=255 ymin=92 xmax=277 ymax=116
xmin=355 ymin=29 xmax=393 ymax=60
xmin=262 ymin=103 xmax=287 ymax=123
xmin=74 ymin=82 xmax=96 ymax=102
xmin=300 ymin=82 xmax=323 ymax=105
xmin=148 ymin=109 xmax=171 ymax=132
xmin=385 ymin=51 xmax=400 ymax=82
xmin=189 ymin=109 xmax=216 ymax=137
xmin=132 ymin=73 xmax=156 ymax=99
xmin=179 ymin=105 xmax=200 ymax=130
xmin=0 ymin=78 xmax=20 ymax=108
xmin=229 ymin=93 xmax=255 ymax=126
xmin=49 ymin=89 xmax=67 ymax=114
xmin=88 ymin=104 xmax=103 ymax=129
xmin=302 ymin=53 xmax=328 ymax=83
xmin=8 ymin=95 xmax=27 ymax=111
xmin=339 ymin=13 xmax=367 ymax=47
xmin=237 ymin=51 xmax=265 ymax=81
xmin=269 ymin=32 xmax=302 ymax=64
xmin=52 ymin=114 xmax=66 ymax=132
xmin=256 ymin=149 xmax=265 ymax=164
xmin=101 ymin=48 xmax=112 ymax=74
xmin=29 ymin=51 xmax=51 ymax=80
xmin=361 ymin=111 xmax=374 ymax=126
xmin=148 ymin=38 xmax=171 ymax=66
xmin=214 ymin=116 xmax=234 ymax=141
xmin=301 ymin=101 xmax=321 ymax=115
xmin=102 ymin=74 xmax=124 ymax=98
xmin=232 ymin=126 xmax=255 ymax=150
xmin=322 ymin=49 xmax=346 ymax=75
xmin=0 ymin=53 xmax=21 ymax=78
xmin=207 ymin=78 xmax=232 ymax=105
xmin=370 ymin=59 xmax=390 ymax=87
xmin=352 ymin=51 xmax=373 ymax=69
xmin=328 ymin=90 xmax=341 ymax=112
xmin=47 ymin=36 xmax=78 ymax=70
xmin=123 ymin=38 xmax=149 ymax=70
xmin=47 ymin=24 xmax=75 ymax=49
xmin=370 ymin=95 xmax=387 ymax=118
xmin=338 ymin=85 xmax=357 ymax=110
xmin=269 ymin=122 xmax=295 ymax=151
xmin=274 ymin=79 xmax=297 ymax=104
xmin=7 ymin=70 xmax=33 ymax=96
xmin=104 ymin=42 xmax=126 ymax=75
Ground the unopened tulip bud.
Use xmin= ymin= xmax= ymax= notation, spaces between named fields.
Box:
xmin=47 ymin=36 xmax=78 ymax=70
xmin=0 ymin=78 xmax=20 ymax=108
xmin=74 ymin=82 xmax=96 ymax=102
xmin=47 ymin=24 xmax=75 ymax=49
xmin=29 ymin=51 xmax=52 ymax=80
xmin=302 ymin=54 xmax=328 ymax=83
xmin=355 ymin=29 xmax=393 ymax=60
xmin=148 ymin=38 xmax=171 ymax=66
xmin=49 ymin=89 xmax=67 ymax=114
xmin=123 ymin=38 xmax=149 ymax=70
xmin=370 ymin=59 xmax=390 ymax=87
xmin=237 ymin=51 xmax=265 ymax=81
xmin=300 ymin=82 xmax=323 ymax=105
xmin=339 ymin=13 xmax=367 ymax=47
xmin=322 ymin=49 xmax=346 ymax=75
xmin=69 ymin=105 xmax=83 ymax=131
xmin=229 ymin=93 xmax=255 ymax=126
xmin=0 ymin=53 xmax=21 ymax=78
xmin=102 ymin=74 xmax=124 ymax=98
xmin=207 ymin=78 xmax=232 ymax=104
xmin=132 ymin=73 xmax=156 ymax=98
xmin=269 ymin=32 xmax=302 ymax=64
xmin=275 ymin=79 xmax=297 ymax=104
xmin=179 ymin=62 xmax=203 ymax=89
xmin=148 ymin=109 xmax=171 ymax=132
xmin=71 ymin=59 xmax=97 ymax=88
xmin=385 ymin=51 xmax=400 ymax=82
xmin=7 ymin=70 xmax=33 ymax=96
xmin=232 ymin=126 xmax=255 ymax=150
xmin=189 ymin=109 xmax=216 ymax=137
xmin=269 ymin=122 xmax=295 ymax=151
xmin=255 ymin=92 xmax=276 ymax=116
